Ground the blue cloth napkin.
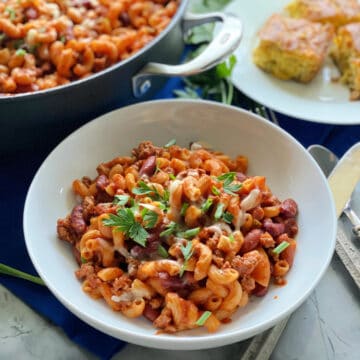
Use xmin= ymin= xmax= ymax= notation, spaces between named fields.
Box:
xmin=1 ymin=75 xmax=360 ymax=360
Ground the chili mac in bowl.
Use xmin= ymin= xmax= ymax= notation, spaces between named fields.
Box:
xmin=23 ymin=99 xmax=337 ymax=349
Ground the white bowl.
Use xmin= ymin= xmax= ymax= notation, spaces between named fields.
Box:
xmin=23 ymin=99 xmax=337 ymax=350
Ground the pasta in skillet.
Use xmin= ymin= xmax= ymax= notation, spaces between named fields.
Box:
xmin=0 ymin=0 xmax=179 ymax=94
xmin=57 ymin=140 xmax=299 ymax=333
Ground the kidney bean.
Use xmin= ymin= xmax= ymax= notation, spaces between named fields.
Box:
xmin=263 ymin=218 xmax=285 ymax=237
xmin=280 ymin=199 xmax=298 ymax=218
xmin=139 ymin=155 xmax=156 ymax=177
xmin=253 ymin=283 xmax=268 ymax=297
xmin=240 ymin=229 xmax=263 ymax=254
xmin=70 ymin=204 xmax=86 ymax=235
xmin=284 ymin=218 xmax=299 ymax=237
xmin=236 ymin=172 xmax=247 ymax=182
xmin=143 ymin=304 xmax=160 ymax=322
xmin=96 ymin=174 xmax=109 ymax=190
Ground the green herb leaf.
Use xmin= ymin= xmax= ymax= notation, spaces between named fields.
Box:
xmin=229 ymin=233 xmax=235 ymax=243
xmin=6 ymin=7 xmax=16 ymax=21
xmin=169 ymin=173 xmax=176 ymax=180
xmin=158 ymin=244 xmax=168 ymax=258
xmin=201 ymin=198 xmax=213 ymax=213
xmin=178 ymin=227 xmax=200 ymax=239
xmin=222 ymin=212 xmax=234 ymax=224
xmin=223 ymin=182 xmax=242 ymax=195
xmin=164 ymin=139 xmax=176 ymax=148
xmin=60 ymin=35 xmax=66 ymax=43
xmin=160 ymin=222 xmax=178 ymax=237
xmin=113 ymin=194 xmax=130 ymax=206
xmin=217 ymin=172 xmax=236 ymax=182
xmin=211 ymin=186 xmax=221 ymax=196
xmin=143 ymin=210 xmax=158 ymax=229
xmin=195 ymin=311 xmax=212 ymax=326
xmin=132 ymin=181 xmax=163 ymax=202
xmin=103 ymin=208 xmax=148 ymax=247
xmin=15 ymin=48 xmax=26 ymax=56
xmin=179 ymin=241 xmax=193 ymax=277
xmin=180 ymin=202 xmax=189 ymax=216
xmin=0 ymin=263 xmax=45 ymax=286
xmin=81 ymin=257 xmax=87 ymax=264
xmin=218 ymin=172 xmax=242 ymax=195
xmin=214 ymin=203 xmax=225 ymax=220
xmin=273 ymin=241 xmax=290 ymax=255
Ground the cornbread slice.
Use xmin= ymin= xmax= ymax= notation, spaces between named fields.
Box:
xmin=286 ymin=0 xmax=360 ymax=28
xmin=253 ymin=14 xmax=334 ymax=83
xmin=331 ymin=22 xmax=360 ymax=99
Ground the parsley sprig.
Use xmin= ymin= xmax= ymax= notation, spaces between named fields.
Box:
xmin=217 ymin=172 xmax=242 ymax=195
xmin=132 ymin=181 xmax=169 ymax=203
xmin=103 ymin=208 xmax=148 ymax=247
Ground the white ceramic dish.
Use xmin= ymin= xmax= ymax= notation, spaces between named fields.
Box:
xmin=23 ymin=99 xmax=337 ymax=350
xmin=225 ymin=0 xmax=359 ymax=125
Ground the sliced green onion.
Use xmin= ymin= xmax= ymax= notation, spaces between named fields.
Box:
xmin=180 ymin=202 xmax=189 ymax=216
xmin=164 ymin=139 xmax=176 ymax=148
xmin=0 ymin=263 xmax=45 ymax=286
xmin=201 ymin=198 xmax=213 ymax=213
xmin=196 ymin=311 xmax=212 ymax=326
xmin=222 ymin=212 xmax=234 ymax=224
xmin=211 ymin=186 xmax=221 ymax=196
xmin=158 ymin=244 xmax=168 ymax=258
xmin=180 ymin=227 xmax=200 ymax=239
xmin=214 ymin=203 xmax=225 ymax=220
xmin=273 ymin=241 xmax=290 ymax=255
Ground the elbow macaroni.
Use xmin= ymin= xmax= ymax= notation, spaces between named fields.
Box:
xmin=57 ymin=140 xmax=299 ymax=334
xmin=0 ymin=0 xmax=179 ymax=94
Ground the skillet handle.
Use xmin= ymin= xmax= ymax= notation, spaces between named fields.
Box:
xmin=132 ymin=12 xmax=243 ymax=98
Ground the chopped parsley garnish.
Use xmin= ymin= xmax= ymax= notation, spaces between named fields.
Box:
xmin=81 ymin=257 xmax=87 ymax=264
xmin=142 ymin=209 xmax=158 ymax=229
xmin=113 ymin=194 xmax=130 ymax=206
xmin=179 ymin=241 xmax=193 ymax=277
xmin=214 ymin=203 xmax=225 ymax=220
xmin=160 ymin=222 xmax=178 ymax=237
xmin=178 ymin=227 xmax=200 ymax=239
xmin=157 ymin=244 xmax=168 ymax=258
xmin=201 ymin=198 xmax=213 ymax=213
xmin=164 ymin=138 xmax=176 ymax=148
xmin=229 ymin=233 xmax=235 ymax=243
xmin=222 ymin=212 xmax=234 ymax=224
xmin=195 ymin=311 xmax=212 ymax=326
xmin=132 ymin=181 xmax=166 ymax=202
xmin=272 ymin=241 xmax=290 ymax=255
xmin=180 ymin=202 xmax=189 ymax=216
xmin=60 ymin=35 xmax=66 ymax=43
xmin=103 ymin=208 xmax=148 ymax=247
xmin=217 ymin=172 xmax=241 ymax=195
xmin=169 ymin=173 xmax=176 ymax=180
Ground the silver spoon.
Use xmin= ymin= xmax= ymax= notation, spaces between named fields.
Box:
xmin=308 ymin=144 xmax=360 ymax=238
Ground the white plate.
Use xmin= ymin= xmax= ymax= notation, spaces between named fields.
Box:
xmin=23 ymin=99 xmax=337 ymax=350
xmin=225 ymin=0 xmax=359 ymax=124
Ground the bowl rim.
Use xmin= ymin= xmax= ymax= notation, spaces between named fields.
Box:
xmin=23 ymin=99 xmax=337 ymax=349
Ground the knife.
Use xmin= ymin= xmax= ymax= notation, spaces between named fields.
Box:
xmin=327 ymin=143 xmax=360 ymax=218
